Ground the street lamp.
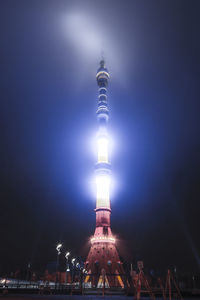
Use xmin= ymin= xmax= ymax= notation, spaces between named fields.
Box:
xmin=56 ymin=243 xmax=62 ymax=285
xmin=71 ymin=258 xmax=76 ymax=283
xmin=71 ymin=258 xmax=76 ymax=264
xmin=65 ymin=252 xmax=70 ymax=259
xmin=65 ymin=251 xmax=70 ymax=284
xmin=56 ymin=243 xmax=62 ymax=254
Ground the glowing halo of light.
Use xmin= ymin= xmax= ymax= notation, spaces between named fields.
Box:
xmin=64 ymin=12 xmax=102 ymax=56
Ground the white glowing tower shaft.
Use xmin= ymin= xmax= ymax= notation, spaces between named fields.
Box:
xmin=95 ymin=60 xmax=111 ymax=211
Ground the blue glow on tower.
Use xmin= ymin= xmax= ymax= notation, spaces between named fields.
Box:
xmin=95 ymin=60 xmax=111 ymax=212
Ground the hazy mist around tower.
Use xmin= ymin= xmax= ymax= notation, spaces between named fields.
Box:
xmin=0 ymin=0 xmax=200 ymax=274
xmin=60 ymin=1 xmax=130 ymax=84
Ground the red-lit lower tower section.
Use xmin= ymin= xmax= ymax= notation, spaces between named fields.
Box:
xmin=85 ymin=60 xmax=124 ymax=288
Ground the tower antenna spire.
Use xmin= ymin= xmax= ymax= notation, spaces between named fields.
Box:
xmin=100 ymin=48 xmax=104 ymax=61
xmin=100 ymin=40 xmax=105 ymax=65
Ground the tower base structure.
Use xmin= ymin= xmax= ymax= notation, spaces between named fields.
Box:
xmin=85 ymin=228 xmax=125 ymax=288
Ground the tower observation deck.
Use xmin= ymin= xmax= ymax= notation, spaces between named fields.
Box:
xmin=85 ymin=60 xmax=125 ymax=288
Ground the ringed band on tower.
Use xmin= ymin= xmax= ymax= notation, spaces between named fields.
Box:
xmin=95 ymin=60 xmax=112 ymax=229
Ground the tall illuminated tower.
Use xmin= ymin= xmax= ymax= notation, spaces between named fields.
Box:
xmin=85 ymin=60 xmax=124 ymax=287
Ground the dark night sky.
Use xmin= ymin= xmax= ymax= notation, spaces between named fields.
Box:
xmin=0 ymin=0 xmax=200 ymax=275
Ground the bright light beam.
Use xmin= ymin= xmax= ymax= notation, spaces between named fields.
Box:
xmin=97 ymin=137 xmax=108 ymax=163
xmin=65 ymin=13 xmax=102 ymax=56
xmin=96 ymin=175 xmax=110 ymax=208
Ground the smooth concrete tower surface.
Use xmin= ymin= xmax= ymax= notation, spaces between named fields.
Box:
xmin=85 ymin=60 xmax=124 ymax=288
